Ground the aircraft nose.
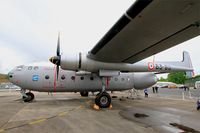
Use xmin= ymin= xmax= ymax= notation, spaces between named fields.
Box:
xmin=7 ymin=70 xmax=14 ymax=82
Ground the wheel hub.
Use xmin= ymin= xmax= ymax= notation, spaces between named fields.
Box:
xmin=100 ymin=96 xmax=108 ymax=105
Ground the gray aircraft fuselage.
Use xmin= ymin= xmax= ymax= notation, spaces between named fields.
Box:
xmin=8 ymin=65 xmax=157 ymax=92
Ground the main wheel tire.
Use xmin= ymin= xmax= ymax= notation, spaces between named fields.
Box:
xmin=23 ymin=92 xmax=34 ymax=102
xmin=80 ymin=91 xmax=89 ymax=97
xmin=95 ymin=92 xmax=111 ymax=108
xmin=95 ymin=93 xmax=101 ymax=104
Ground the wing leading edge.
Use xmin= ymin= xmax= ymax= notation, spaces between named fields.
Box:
xmin=88 ymin=0 xmax=200 ymax=63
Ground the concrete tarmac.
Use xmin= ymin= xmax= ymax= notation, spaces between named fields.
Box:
xmin=149 ymin=88 xmax=200 ymax=100
xmin=0 ymin=90 xmax=200 ymax=133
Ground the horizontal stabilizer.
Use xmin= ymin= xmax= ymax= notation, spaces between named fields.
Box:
xmin=155 ymin=51 xmax=194 ymax=74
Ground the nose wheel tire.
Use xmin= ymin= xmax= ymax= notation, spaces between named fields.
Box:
xmin=95 ymin=92 xmax=111 ymax=108
xmin=23 ymin=92 xmax=35 ymax=102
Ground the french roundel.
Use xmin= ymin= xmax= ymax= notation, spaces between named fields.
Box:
xmin=148 ymin=62 xmax=154 ymax=70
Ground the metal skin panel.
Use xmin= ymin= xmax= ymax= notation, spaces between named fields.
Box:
xmin=10 ymin=66 xmax=147 ymax=92
xmin=8 ymin=51 xmax=192 ymax=92
xmin=88 ymin=0 xmax=200 ymax=63
xmin=133 ymin=73 xmax=157 ymax=89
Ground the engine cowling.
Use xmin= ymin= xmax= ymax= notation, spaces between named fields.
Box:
xmin=61 ymin=53 xmax=80 ymax=71
xmin=133 ymin=73 xmax=158 ymax=90
xmin=60 ymin=53 xmax=148 ymax=72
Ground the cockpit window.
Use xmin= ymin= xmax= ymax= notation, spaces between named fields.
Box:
xmin=16 ymin=65 xmax=24 ymax=71
xmin=34 ymin=66 xmax=39 ymax=70
xmin=28 ymin=66 xmax=33 ymax=70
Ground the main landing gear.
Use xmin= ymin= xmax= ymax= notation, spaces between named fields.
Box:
xmin=95 ymin=92 xmax=111 ymax=108
xmin=80 ymin=91 xmax=89 ymax=97
xmin=94 ymin=77 xmax=112 ymax=108
xmin=21 ymin=89 xmax=35 ymax=102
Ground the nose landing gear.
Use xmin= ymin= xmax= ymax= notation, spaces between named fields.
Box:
xmin=21 ymin=89 xmax=35 ymax=102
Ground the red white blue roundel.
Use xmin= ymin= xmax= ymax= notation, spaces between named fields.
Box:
xmin=148 ymin=62 xmax=154 ymax=70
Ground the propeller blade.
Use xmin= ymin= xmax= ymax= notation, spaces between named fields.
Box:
xmin=50 ymin=34 xmax=61 ymax=89
xmin=53 ymin=65 xmax=57 ymax=93
xmin=56 ymin=65 xmax=59 ymax=81
xmin=57 ymin=34 xmax=60 ymax=57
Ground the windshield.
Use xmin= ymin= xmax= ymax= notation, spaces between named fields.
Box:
xmin=15 ymin=65 xmax=25 ymax=71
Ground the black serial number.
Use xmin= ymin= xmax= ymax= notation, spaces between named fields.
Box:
xmin=155 ymin=64 xmax=171 ymax=71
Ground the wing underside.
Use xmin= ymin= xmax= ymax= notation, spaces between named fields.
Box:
xmin=88 ymin=0 xmax=200 ymax=63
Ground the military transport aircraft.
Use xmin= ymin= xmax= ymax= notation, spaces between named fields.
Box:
xmin=8 ymin=0 xmax=200 ymax=108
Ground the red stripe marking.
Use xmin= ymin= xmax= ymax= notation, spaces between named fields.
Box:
xmin=106 ymin=77 xmax=109 ymax=88
xmin=53 ymin=65 xmax=56 ymax=93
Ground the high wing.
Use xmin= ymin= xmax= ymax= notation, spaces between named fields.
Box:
xmin=88 ymin=0 xmax=200 ymax=63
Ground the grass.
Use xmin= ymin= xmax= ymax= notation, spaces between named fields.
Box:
xmin=0 ymin=74 xmax=9 ymax=83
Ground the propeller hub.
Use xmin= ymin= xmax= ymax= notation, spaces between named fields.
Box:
xmin=49 ymin=56 xmax=60 ymax=65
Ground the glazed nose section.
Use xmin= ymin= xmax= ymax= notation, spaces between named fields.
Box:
xmin=8 ymin=65 xmax=25 ymax=84
xmin=8 ymin=69 xmax=14 ymax=82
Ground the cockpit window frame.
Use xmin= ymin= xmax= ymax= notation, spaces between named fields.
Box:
xmin=16 ymin=65 xmax=24 ymax=71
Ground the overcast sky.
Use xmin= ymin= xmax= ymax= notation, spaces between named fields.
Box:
xmin=0 ymin=0 xmax=200 ymax=77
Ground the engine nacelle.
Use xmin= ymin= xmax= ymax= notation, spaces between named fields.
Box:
xmin=56 ymin=52 xmax=193 ymax=74
xmin=61 ymin=53 xmax=80 ymax=71
xmin=60 ymin=53 xmax=148 ymax=72
xmin=133 ymin=73 xmax=157 ymax=90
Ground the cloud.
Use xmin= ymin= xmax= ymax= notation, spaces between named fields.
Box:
xmin=0 ymin=42 xmax=27 ymax=73
xmin=0 ymin=0 xmax=200 ymax=76
xmin=0 ymin=0 xmax=133 ymax=73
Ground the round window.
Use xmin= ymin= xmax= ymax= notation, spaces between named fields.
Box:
xmin=71 ymin=76 xmax=75 ymax=80
xmin=61 ymin=75 xmax=65 ymax=80
xmin=45 ymin=75 xmax=49 ymax=79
